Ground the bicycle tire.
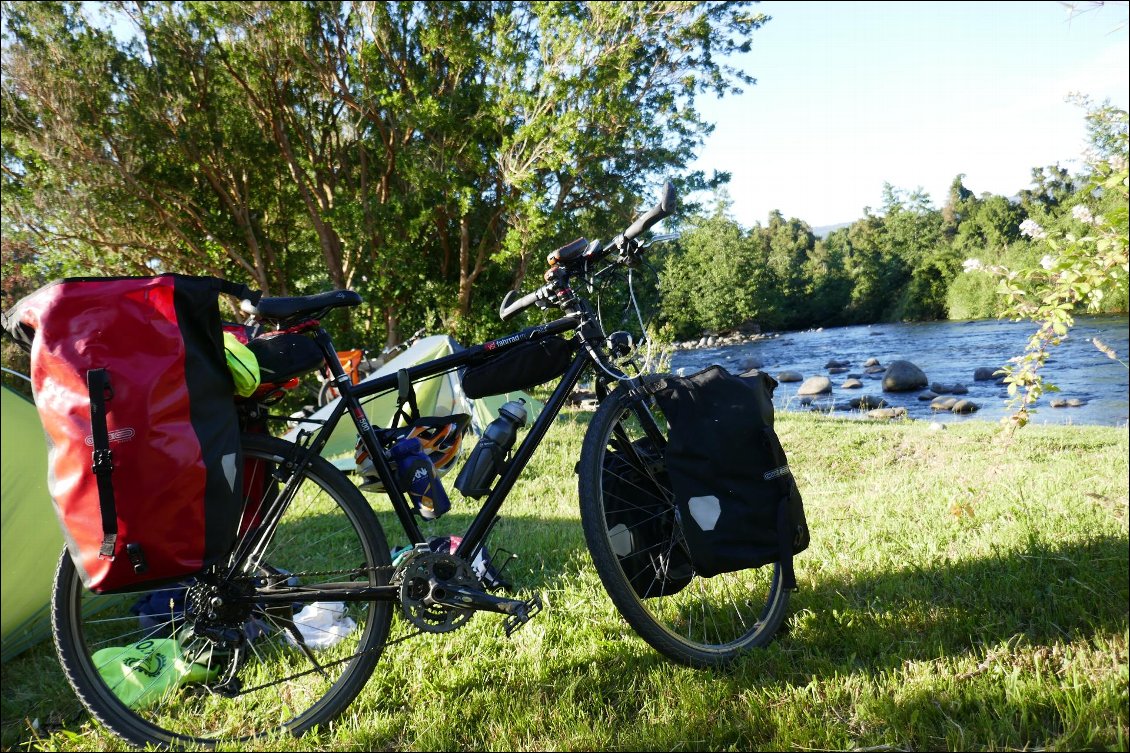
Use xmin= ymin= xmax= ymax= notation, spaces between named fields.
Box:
xmin=318 ymin=379 xmax=339 ymax=407
xmin=577 ymin=375 xmax=791 ymax=667
xmin=51 ymin=433 xmax=393 ymax=748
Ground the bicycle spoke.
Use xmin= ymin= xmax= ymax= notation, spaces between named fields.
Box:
xmin=52 ymin=434 xmax=393 ymax=747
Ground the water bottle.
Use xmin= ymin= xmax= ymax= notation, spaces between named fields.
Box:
xmin=390 ymin=437 xmax=451 ymax=520
xmin=454 ymin=399 xmax=527 ymax=498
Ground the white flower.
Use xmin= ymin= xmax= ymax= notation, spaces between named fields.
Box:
xmin=1019 ymin=218 xmax=1047 ymax=239
xmin=1040 ymin=255 xmax=1055 ymax=270
xmin=962 ymin=258 xmax=983 ymax=273
xmin=1072 ymin=205 xmax=1094 ymax=224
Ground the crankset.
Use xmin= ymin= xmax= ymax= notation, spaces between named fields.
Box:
xmin=395 ymin=545 xmax=543 ymax=636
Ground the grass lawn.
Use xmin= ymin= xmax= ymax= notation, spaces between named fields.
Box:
xmin=2 ymin=409 xmax=1127 ymax=751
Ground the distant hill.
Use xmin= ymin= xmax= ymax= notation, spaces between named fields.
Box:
xmin=811 ymin=222 xmax=851 ymax=238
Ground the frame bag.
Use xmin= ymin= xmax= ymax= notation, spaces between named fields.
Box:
xmin=648 ymin=366 xmax=810 ymax=590
xmin=461 ymin=335 xmax=576 ymax=399
xmin=3 ymin=274 xmax=258 ymax=594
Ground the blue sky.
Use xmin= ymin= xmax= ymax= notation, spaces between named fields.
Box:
xmin=688 ymin=1 xmax=1130 ymax=229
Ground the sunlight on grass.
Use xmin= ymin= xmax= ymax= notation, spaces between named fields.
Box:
xmin=3 ymin=410 xmax=1126 ymax=751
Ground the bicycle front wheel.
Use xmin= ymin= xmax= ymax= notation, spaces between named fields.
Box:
xmin=51 ymin=433 xmax=393 ymax=748
xmin=577 ymin=377 xmax=791 ymax=667
xmin=318 ymin=379 xmax=340 ymax=407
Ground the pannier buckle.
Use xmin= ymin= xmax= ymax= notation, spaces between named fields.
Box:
xmin=126 ymin=543 xmax=148 ymax=574
xmin=91 ymin=449 xmax=114 ymax=475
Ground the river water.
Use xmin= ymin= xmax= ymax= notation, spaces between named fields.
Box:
xmin=667 ymin=316 xmax=1129 ymax=427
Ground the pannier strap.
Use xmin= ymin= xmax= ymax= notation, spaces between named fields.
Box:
xmin=392 ymin=369 xmax=420 ymax=428
xmin=218 ymin=279 xmax=261 ymax=306
xmin=87 ymin=369 xmax=119 ymax=560
xmin=776 ymin=494 xmax=797 ymax=591
xmin=764 ymin=427 xmax=798 ymax=591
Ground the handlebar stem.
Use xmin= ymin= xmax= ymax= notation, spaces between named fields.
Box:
xmin=499 ymin=182 xmax=675 ymax=323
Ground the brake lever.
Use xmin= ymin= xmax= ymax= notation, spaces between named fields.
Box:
xmin=641 ymin=232 xmax=680 ymax=249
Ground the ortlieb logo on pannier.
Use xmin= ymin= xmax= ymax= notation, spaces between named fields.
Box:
xmin=647 ymin=365 xmax=810 ymax=590
xmin=3 ymin=274 xmax=258 ymax=594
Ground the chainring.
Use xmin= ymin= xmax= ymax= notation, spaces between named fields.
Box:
xmin=396 ymin=549 xmax=477 ymax=633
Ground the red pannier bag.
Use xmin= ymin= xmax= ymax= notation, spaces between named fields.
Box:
xmin=3 ymin=274 xmax=259 ymax=594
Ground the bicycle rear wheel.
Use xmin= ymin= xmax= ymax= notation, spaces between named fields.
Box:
xmin=51 ymin=433 xmax=393 ymax=748
xmin=577 ymin=377 xmax=791 ymax=667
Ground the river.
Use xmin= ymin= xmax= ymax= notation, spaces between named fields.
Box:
xmin=667 ymin=316 xmax=1130 ymax=427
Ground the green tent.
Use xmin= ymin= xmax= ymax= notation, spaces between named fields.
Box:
xmin=2 ymin=383 xmax=64 ymax=663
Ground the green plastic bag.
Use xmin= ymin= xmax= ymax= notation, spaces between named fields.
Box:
xmin=223 ymin=332 xmax=261 ymax=397
xmin=93 ymin=638 xmax=218 ymax=709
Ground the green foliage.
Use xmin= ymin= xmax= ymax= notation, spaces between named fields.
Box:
xmin=649 ymin=102 xmax=1128 ymax=340
xmin=1017 ymin=164 xmax=1076 ymax=217
xmin=3 ymin=2 xmax=1127 ymax=357
xmin=0 ymin=0 xmax=767 ymax=346
xmin=945 ymin=263 xmax=1003 ymax=321
xmin=658 ymin=199 xmax=822 ymax=338
xmin=761 ymin=210 xmax=816 ymax=327
xmin=946 ymin=241 xmax=1043 ymax=320
xmin=801 ymin=236 xmax=853 ymax=325
xmin=897 ymin=245 xmax=961 ymax=321
xmin=952 ymin=194 xmax=1024 ymax=256
xmin=659 ymin=207 xmax=759 ymax=337
xmin=990 ymin=102 xmax=1129 ymax=427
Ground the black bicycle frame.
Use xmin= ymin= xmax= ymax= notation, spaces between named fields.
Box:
xmin=238 ymin=308 xmax=625 ymax=606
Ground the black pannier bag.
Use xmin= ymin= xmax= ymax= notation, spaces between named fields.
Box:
xmin=647 ymin=365 xmax=809 ymax=590
xmin=246 ymin=332 xmax=325 ymax=385
xmin=602 ymin=439 xmax=694 ymax=598
xmin=461 ymin=335 xmax=576 ymax=399
xmin=3 ymin=274 xmax=257 ymax=594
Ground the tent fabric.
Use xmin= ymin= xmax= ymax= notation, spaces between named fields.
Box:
xmin=284 ymin=335 xmax=543 ymax=470
xmin=2 ymin=383 xmax=64 ymax=663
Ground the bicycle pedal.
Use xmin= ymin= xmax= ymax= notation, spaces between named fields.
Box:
xmin=502 ymin=594 xmax=543 ymax=638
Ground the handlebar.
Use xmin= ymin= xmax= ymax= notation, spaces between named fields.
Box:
xmin=499 ymin=288 xmax=548 ymax=322
xmin=499 ymin=182 xmax=677 ymax=321
xmin=623 ymin=181 xmax=677 ymax=242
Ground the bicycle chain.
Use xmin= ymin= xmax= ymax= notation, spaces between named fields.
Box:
xmin=214 ymin=552 xmax=501 ymax=698
xmin=229 ymin=562 xmax=398 ymax=585
xmin=229 ymin=622 xmax=425 ymax=699
xmin=207 ymin=561 xmax=414 ymax=700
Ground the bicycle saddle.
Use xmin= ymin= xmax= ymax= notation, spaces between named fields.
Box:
xmin=241 ymin=290 xmax=362 ymax=321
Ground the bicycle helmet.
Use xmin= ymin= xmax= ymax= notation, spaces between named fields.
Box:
xmin=355 ymin=414 xmax=471 ymax=491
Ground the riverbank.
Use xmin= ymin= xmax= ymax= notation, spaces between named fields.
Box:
xmin=668 ymin=315 xmax=1130 ymax=427
xmin=3 ymin=411 xmax=1126 ymax=751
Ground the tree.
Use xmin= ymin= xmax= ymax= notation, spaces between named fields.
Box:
xmin=941 ymin=174 xmax=975 ymax=235
xmin=659 ymin=207 xmax=772 ymax=337
xmin=801 ymin=235 xmax=852 ymax=325
xmin=758 ymin=210 xmax=814 ymax=327
xmin=992 ymin=102 xmax=1129 ymax=427
xmin=2 ymin=2 xmax=317 ymax=295
xmin=1017 ymin=164 xmax=1076 ymax=218
xmin=952 ymin=194 xmax=1024 ymax=256
xmin=1 ymin=1 xmax=769 ymax=346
